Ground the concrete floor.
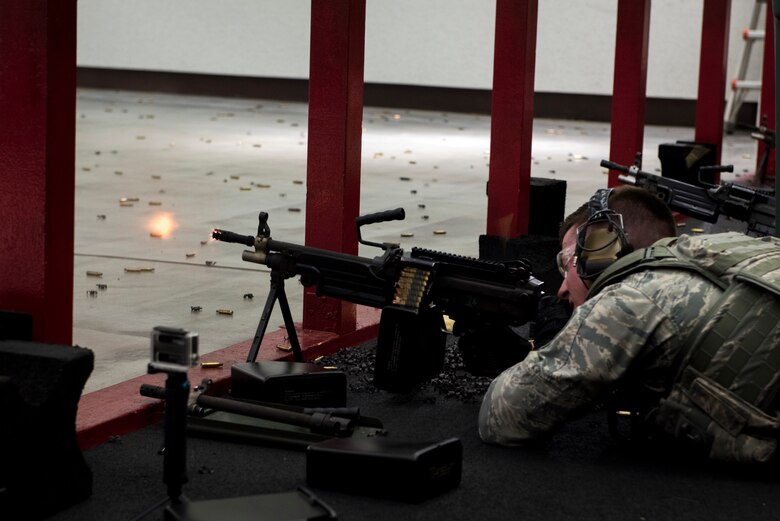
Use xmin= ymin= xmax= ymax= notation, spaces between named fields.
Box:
xmin=73 ymin=88 xmax=760 ymax=394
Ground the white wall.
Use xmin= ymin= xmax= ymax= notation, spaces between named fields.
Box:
xmin=77 ymin=0 xmax=765 ymax=101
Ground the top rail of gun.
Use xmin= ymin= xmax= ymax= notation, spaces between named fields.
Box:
xmin=265 ymin=238 xmax=382 ymax=264
xmin=411 ymin=247 xmax=527 ymax=276
xmin=212 ymin=228 xmax=384 ymax=264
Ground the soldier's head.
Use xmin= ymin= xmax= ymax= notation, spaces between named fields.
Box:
xmin=557 ymin=186 xmax=676 ymax=309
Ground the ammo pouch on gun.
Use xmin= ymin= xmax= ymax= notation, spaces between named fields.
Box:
xmin=373 ymin=305 xmax=447 ymax=392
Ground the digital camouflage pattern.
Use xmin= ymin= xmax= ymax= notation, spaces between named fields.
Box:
xmin=657 ymin=366 xmax=780 ymax=463
xmin=479 ymin=232 xmax=780 ymax=459
xmin=478 ymin=256 xmax=723 ymax=444
xmin=651 ymin=233 xmax=780 ymax=462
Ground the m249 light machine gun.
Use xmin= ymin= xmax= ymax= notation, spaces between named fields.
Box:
xmin=212 ymin=208 xmax=543 ymax=391
xmin=602 ymin=159 xmax=776 ymax=237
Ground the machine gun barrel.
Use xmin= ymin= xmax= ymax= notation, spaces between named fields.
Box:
xmin=211 ymin=229 xmax=255 ymax=247
xmin=212 ymin=228 xmax=393 ymax=309
xmin=604 ymin=159 xmax=720 ymax=222
xmin=212 ymin=211 xmax=543 ymax=320
xmin=212 ymin=209 xmax=544 ymax=391
xmin=602 ymin=159 xmax=776 ymax=236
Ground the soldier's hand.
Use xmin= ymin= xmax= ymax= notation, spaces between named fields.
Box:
xmin=530 ymin=295 xmax=572 ymax=347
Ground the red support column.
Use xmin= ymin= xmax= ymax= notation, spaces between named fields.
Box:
xmin=486 ymin=0 xmax=539 ymax=238
xmin=607 ymin=0 xmax=651 ymax=187
xmin=758 ymin=1 xmax=776 ymax=183
xmin=0 ymin=1 xmax=77 ymax=344
xmin=694 ymin=0 xmax=732 ymax=165
xmin=303 ymin=0 xmax=366 ymax=333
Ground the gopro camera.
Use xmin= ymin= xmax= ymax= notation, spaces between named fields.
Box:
xmin=150 ymin=326 xmax=199 ymax=372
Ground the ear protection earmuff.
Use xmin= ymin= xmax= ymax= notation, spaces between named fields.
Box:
xmin=574 ymin=188 xmax=632 ymax=280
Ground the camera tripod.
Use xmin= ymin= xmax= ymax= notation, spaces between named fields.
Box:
xmin=130 ymin=361 xmax=337 ymax=521
xmin=127 ymin=363 xmax=190 ymax=521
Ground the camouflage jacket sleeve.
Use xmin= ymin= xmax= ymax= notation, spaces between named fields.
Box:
xmin=478 ymin=278 xmax=685 ymax=445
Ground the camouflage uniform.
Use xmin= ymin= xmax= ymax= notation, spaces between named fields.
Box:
xmin=478 ymin=232 xmax=780 ymax=446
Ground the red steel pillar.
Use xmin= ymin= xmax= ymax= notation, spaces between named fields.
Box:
xmin=607 ymin=0 xmax=651 ymax=187
xmin=486 ymin=0 xmax=539 ymax=238
xmin=694 ymin=0 xmax=731 ymax=165
xmin=0 ymin=1 xmax=77 ymax=344
xmin=303 ymin=0 xmax=366 ymax=333
xmin=758 ymin=1 xmax=776 ymax=182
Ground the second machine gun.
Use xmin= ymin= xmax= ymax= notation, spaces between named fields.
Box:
xmin=212 ymin=208 xmax=544 ymax=391
xmin=602 ymin=158 xmax=776 ymax=237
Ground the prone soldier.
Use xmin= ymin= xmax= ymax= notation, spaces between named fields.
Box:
xmin=479 ymin=186 xmax=780 ymax=464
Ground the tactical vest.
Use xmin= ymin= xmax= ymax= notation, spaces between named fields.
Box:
xmin=587 ymin=232 xmax=780 ymax=463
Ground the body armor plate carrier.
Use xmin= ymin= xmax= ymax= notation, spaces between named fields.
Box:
xmin=588 ymin=232 xmax=780 ymax=463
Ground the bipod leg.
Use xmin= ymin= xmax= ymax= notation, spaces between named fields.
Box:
xmin=276 ymin=280 xmax=304 ymax=362
xmin=247 ymin=272 xmax=282 ymax=363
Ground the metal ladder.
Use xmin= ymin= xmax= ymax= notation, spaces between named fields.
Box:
xmin=724 ymin=0 xmax=766 ymax=133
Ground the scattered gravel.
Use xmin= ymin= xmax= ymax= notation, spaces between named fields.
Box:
xmin=314 ymin=337 xmax=495 ymax=404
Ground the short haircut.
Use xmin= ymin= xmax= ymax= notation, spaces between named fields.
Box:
xmin=608 ymin=185 xmax=677 ymax=249
xmin=558 ymin=186 xmax=676 ymax=248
